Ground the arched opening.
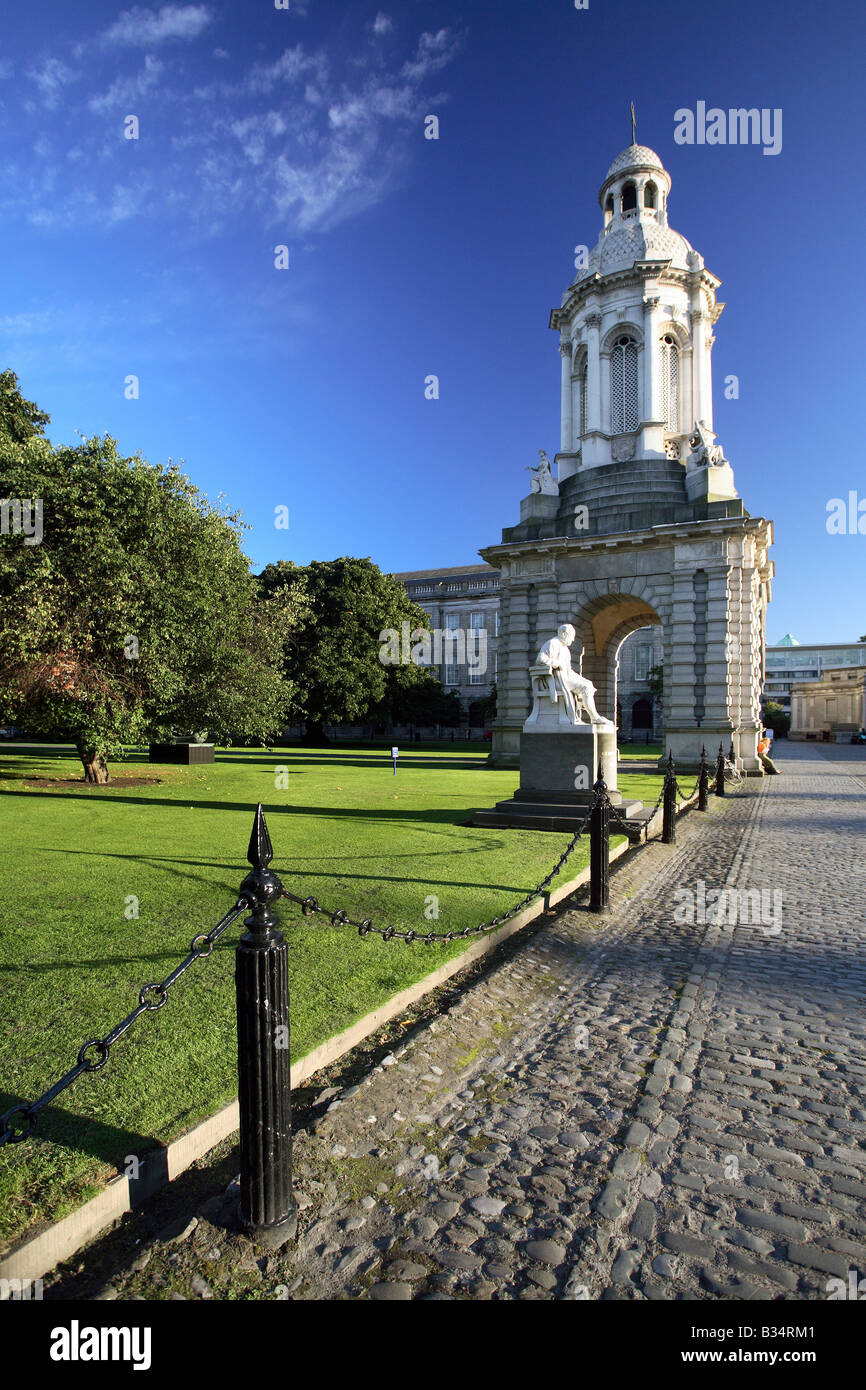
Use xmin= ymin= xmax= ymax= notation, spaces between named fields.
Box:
xmin=610 ymin=335 xmax=639 ymax=434
xmin=632 ymin=697 xmax=653 ymax=729
xmin=604 ymin=193 xmax=614 ymax=226
xmin=621 ymin=181 xmax=637 ymax=213
xmin=644 ymin=181 xmax=657 ymax=209
xmin=569 ymin=593 xmax=663 ymax=728
xmin=660 ymin=333 xmax=680 ymax=433
xmin=579 ymin=357 xmax=588 ymax=436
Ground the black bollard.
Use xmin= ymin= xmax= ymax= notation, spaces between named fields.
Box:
xmin=589 ymin=763 xmax=610 ymax=913
xmin=715 ymin=742 xmax=726 ymax=797
xmin=698 ymin=746 xmax=709 ymax=811
xmin=235 ymin=805 xmax=297 ymax=1242
xmin=662 ymin=751 xmax=677 ymax=844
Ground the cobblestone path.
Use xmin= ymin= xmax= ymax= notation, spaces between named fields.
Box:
xmin=50 ymin=743 xmax=866 ymax=1302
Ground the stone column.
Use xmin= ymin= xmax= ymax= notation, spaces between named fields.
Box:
xmin=690 ymin=306 xmax=711 ymax=427
xmin=667 ymin=571 xmax=698 ymax=733
xmin=584 ymin=313 xmax=601 ymax=434
xmin=642 ymin=295 xmax=661 ymax=421
xmin=560 ymin=341 xmax=574 ymax=452
xmin=493 ymin=581 xmax=531 ymax=766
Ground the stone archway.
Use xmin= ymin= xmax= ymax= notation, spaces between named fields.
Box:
xmin=569 ymin=589 xmax=662 ymax=724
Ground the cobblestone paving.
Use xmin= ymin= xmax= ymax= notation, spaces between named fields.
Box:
xmin=51 ymin=744 xmax=866 ymax=1301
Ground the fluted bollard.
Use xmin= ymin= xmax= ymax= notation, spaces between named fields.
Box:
xmin=662 ymin=751 xmax=677 ymax=844
xmin=715 ymin=742 xmax=726 ymax=798
xmin=589 ymin=764 xmax=610 ymax=914
xmin=235 ymin=804 xmax=297 ymax=1244
xmin=698 ymin=746 xmax=709 ymax=812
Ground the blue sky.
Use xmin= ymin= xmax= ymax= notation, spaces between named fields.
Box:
xmin=1 ymin=0 xmax=864 ymax=643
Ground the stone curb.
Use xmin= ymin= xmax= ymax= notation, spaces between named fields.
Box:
xmin=0 ymin=790 xmax=701 ymax=1285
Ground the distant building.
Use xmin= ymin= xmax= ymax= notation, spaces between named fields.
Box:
xmin=394 ymin=564 xmax=500 ymax=727
xmin=764 ymin=634 xmax=866 ymax=714
xmin=790 ymin=667 xmax=866 ymax=742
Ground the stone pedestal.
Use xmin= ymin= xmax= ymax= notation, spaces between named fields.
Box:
xmin=520 ymin=724 xmax=617 ymax=795
xmin=472 ymin=721 xmax=647 ymax=832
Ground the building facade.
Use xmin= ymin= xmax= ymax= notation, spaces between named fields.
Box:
xmin=764 ymin=634 xmax=866 ymax=714
xmin=394 ymin=564 xmax=500 ymax=725
xmin=790 ymin=668 xmax=866 ymax=741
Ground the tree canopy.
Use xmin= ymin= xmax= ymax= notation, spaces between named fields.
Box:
xmin=258 ymin=557 xmax=438 ymax=738
xmin=1 ymin=373 xmax=296 ymax=781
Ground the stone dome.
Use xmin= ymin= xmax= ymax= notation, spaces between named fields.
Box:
xmin=575 ymin=220 xmax=696 ymax=284
xmin=602 ymin=143 xmax=666 ymax=185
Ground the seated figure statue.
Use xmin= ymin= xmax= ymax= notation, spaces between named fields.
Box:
xmin=527 ymin=623 xmax=610 ymax=726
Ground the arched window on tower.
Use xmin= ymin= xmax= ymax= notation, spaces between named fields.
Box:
xmin=621 ymin=181 xmax=637 ymax=214
xmin=644 ymin=182 xmax=657 ymax=209
xmin=579 ymin=358 xmax=588 ymax=436
xmin=660 ymin=334 xmax=680 ymax=433
xmin=610 ymin=336 xmax=639 ymax=434
xmin=604 ymin=193 xmax=614 ymax=226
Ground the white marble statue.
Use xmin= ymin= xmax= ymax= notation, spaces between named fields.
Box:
xmin=525 ymin=449 xmax=559 ymax=496
xmin=526 ymin=623 xmax=611 ymax=727
xmin=687 ymin=420 xmax=726 ymax=468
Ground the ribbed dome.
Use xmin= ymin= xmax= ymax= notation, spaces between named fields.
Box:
xmin=575 ymin=220 xmax=696 ymax=284
xmin=603 ymin=143 xmax=666 ymax=183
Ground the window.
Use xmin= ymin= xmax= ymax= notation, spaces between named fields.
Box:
xmin=644 ymin=182 xmax=657 ymax=209
xmin=469 ymin=670 xmax=485 ymax=686
xmin=660 ymin=334 xmax=679 ymax=433
xmin=579 ymin=358 xmax=588 ymax=437
xmin=445 ymin=664 xmax=459 ymax=686
xmin=621 ymin=181 xmax=637 ymax=213
xmin=610 ymin=335 xmax=639 ymax=433
xmin=634 ymin=644 xmax=652 ymax=682
xmin=469 ymin=612 xmax=484 ymax=630
xmin=445 ymin=613 xmax=460 ymax=630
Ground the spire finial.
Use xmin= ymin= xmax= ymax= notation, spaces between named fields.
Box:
xmin=630 ymin=100 xmax=637 ymax=146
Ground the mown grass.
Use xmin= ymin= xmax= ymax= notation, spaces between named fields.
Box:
xmin=0 ymin=741 xmax=661 ymax=1247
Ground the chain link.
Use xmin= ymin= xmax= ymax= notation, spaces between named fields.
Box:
xmin=0 ymin=899 xmax=250 ymax=1147
xmin=280 ymin=799 xmax=598 ymax=945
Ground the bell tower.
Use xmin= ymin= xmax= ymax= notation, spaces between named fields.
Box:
xmin=553 ymin=140 xmax=732 ymax=485
xmin=481 ymin=134 xmax=774 ymax=774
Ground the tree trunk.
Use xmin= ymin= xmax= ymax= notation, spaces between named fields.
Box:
xmin=301 ymin=720 xmax=331 ymax=746
xmin=78 ymin=745 xmax=110 ymax=783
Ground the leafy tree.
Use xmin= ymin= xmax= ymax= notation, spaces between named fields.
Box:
xmin=0 ymin=370 xmax=50 ymax=447
xmin=372 ymin=676 xmax=462 ymax=731
xmin=258 ymin=557 xmax=433 ymax=741
xmin=762 ymin=700 xmax=791 ymax=738
xmin=646 ymin=663 xmax=664 ymax=702
xmin=1 ymin=378 xmax=295 ymax=781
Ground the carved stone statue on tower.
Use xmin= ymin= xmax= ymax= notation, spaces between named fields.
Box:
xmin=525 ymin=449 xmax=559 ymax=496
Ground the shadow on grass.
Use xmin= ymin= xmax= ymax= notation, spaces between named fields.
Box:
xmin=0 ymin=1092 xmax=165 ymax=1180
xmin=0 ymin=789 xmax=519 ymax=825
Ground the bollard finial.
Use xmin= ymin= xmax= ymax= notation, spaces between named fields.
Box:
xmin=247 ymin=803 xmax=274 ymax=871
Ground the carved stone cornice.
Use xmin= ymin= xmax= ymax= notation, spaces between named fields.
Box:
xmin=584 ymin=313 xmax=602 ymax=330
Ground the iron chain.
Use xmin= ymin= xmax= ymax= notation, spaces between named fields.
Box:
xmin=280 ymin=800 xmax=597 ymax=945
xmin=0 ymin=898 xmax=250 ymax=1147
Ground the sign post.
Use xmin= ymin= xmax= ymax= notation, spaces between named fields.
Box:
xmin=391 ymin=746 xmax=399 ymax=776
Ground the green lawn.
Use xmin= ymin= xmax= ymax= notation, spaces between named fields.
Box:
xmin=0 ymin=742 xmax=662 ymax=1247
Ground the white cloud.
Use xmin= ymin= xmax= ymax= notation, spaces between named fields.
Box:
xmin=88 ymin=55 xmax=163 ymax=115
xmin=373 ymin=13 xmax=393 ymax=36
xmin=28 ymin=58 xmax=80 ymax=109
xmin=402 ymin=29 xmax=463 ymax=83
xmin=102 ymin=5 xmax=213 ymax=47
